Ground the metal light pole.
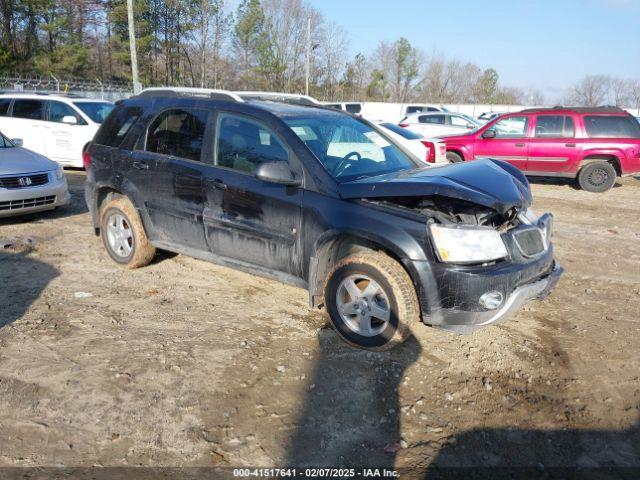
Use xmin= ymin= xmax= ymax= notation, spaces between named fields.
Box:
xmin=305 ymin=17 xmax=311 ymax=96
xmin=126 ymin=0 xmax=141 ymax=94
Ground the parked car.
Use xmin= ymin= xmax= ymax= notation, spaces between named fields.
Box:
xmin=0 ymin=131 xmax=70 ymax=217
xmin=477 ymin=111 xmax=506 ymax=123
xmin=403 ymin=104 xmax=448 ymax=114
xmin=377 ymin=122 xmax=447 ymax=163
xmin=323 ymin=102 xmax=363 ymax=115
xmin=0 ymin=92 xmax=114 ymax=168
xmin=399 ymin=112 xmax=482 ymax=137
xmin=441 ymin=107 xmax=640 ymax=192
xmin=85 ymin=88 xmax=562 ymax=350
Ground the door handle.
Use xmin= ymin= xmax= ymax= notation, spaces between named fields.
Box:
xmin=565 ymin=143 xmax=577 ymax=148
xmin=515 ymin=143 xmax=525 ymax=147
xmin=209 ymin=178 xmax=227 ymax=190
xmin=133 ymin=160 xmax=149 ymax=170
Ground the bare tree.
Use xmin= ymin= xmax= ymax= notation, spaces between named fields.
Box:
xmin=568 ymin=75 xmax=610 ymax=106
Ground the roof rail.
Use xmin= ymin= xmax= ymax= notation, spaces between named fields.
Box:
xmin=235 ymin=91 xmax=321 ymax=106
xmin=520 ymin=105 xmax=626 ymax=114
xmin=138 ymin=87 xmax=244 ymax=102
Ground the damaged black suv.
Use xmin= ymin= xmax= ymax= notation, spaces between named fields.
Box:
xmin=85 ymin=88 xmax=562 ymax=350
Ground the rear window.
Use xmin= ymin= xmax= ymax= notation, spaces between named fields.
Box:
xmin=380 ymin=122 xmax=423 ymax=140
xmin=93 ymin=105 xmax=143 ymax=147
xmin=12 ymin=99 xmax=44 ymax=120
xmin=584 ymin=116 xmax=640 ymax=138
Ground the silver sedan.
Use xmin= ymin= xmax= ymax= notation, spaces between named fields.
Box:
xmin=0 ymin=132 xmax=70 ymax=217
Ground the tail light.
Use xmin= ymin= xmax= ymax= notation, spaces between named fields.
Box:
xmin=421 ymin=140 xmax=436 ymax=163
xmin=399 ymin=123 xmax=409 ymax=128
xmin=82 ymin=151 xmax=91 ymax=169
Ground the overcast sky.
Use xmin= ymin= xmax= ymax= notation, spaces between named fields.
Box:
xmin=316 ymin=0 xmax=640 ymax=102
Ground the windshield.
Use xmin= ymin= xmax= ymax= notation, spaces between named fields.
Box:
xmin=73 ymin=102 xmax=115 ymax=124
xmin=0 ymin=133 xmax=14 ymax=148
xmin=285 ymin=113 xmax=416 ymax=182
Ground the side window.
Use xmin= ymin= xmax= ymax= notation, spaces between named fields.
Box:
xmin=216 ymin=114 xmax=289 ymax=174
xmin=146 ymin=108 xmax=208 ymax=162
xmin=12 ymin=99 xmax=44 ymax=120
xmin=583 ymin=115 xmax=640 ymax=138
xmin=490 ymin=116 xmax=529 ymax=138
xmin=0 ymin=98 xmax=11 ymax=116
xmin=535 ymin=115 xmax=574 ymax=138
xmin=345 ymin=103 xmax=361 ymax=114
xmin=93 ymin=105 xmax=143 ymax=147
xmin=420 ymin=115 xmax=445 ymax=124
xmin=406 ymin=106 xmax=422 ymax=114
xmin=47 ymin=101 xmax=86 ymax=125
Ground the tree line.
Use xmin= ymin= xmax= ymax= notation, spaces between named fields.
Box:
xmin=1 ymin=0 xmax=638 ymax=107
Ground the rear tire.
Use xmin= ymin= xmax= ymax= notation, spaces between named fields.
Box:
xmin=100 ymin=197 xmax=156 ymax=268
xmin=577 ymin=161 xmax=616 ymax=193
xmin=323 ymin=251 xmax=420 ymax=351
xmin=446 ymin=151 xmax=463 ymax=163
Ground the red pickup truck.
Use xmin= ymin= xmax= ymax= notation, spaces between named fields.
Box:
xmin=440 ymin=107 xmax=640 ymax=192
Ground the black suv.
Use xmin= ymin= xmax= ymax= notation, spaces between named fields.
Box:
xmin=85 ymin=89 xmax=562 ymax=350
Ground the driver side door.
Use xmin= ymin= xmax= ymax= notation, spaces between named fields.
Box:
xmin=203 ymin=113 xmax=304 ymax=277
xmin=475 ymin=115 xmax=531 ymax=170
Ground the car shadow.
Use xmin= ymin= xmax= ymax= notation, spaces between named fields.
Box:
xmin=285 ymin=330 xmax=421 ymax=467
xmin=0 ymin=250 xmax=59 ymax=329
xmin=423 ymin=421 xmax=640 ymax=479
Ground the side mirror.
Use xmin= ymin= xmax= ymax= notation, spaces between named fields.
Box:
xmin=10 ymin=138 xmax=23 ymax=147
xmin=482 ymin=129 xmax=496 ymax=139
xmin=255 ymin=161 xmax=302 ymax=187
xmin=62 ymin=115 xmax=78 ymax=125
xmin=466 ymin=123 xmax=475 ymax=129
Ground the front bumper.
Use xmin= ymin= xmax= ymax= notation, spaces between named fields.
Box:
xmin=0 ymin=174 xmax=70 ymax=217
xmin=408 ymin=245 xmax=563 ymax=334
xmin=431 ymin=261 xmax=563 ymax=333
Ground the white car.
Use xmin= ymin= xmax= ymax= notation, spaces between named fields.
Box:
xmin=377 ymin=122 xmax=447 ymax=164
xmin=0 ymin=93 xmax=114 ymax=168
xmin=324 ymin=102 xmax=363 ymax=115
xmin=399 ymin=112 xmax=481 ymax=138
xmin=0 ymin=132 xmax=70 ymax=217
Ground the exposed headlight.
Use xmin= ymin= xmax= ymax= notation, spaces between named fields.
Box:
xmin=55 ymin=164 xmax=64 ymax=181
xmin=429 ymin=223 xmax=508 ymax=263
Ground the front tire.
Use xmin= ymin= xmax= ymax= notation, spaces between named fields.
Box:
xmin=446 ymin=151 xmax=463 ymax=163
xmin=323 ymin=251 xmax=420 ymax=351
xmin=100 ymin=197 xmax=156 ymax=268
xmin=577 ymin=161 xmax=616 ymax=192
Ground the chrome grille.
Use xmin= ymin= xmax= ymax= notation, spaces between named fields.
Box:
xmin=0 ymin=195 xmax=56 ymax=211
xmin=0 ymin=173 xmax=49 ymax=189
xmin=513 ymin=227 xmax=546 ymax=257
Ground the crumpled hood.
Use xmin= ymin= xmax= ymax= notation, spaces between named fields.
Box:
xmin=0 ymin=147 xmax=57 ymax=176
xmin=338 ymin=158 xmax=532 ymax=213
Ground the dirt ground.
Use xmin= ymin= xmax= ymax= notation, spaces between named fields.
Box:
xmin=0 ymin=171 xmax=639 ymax=477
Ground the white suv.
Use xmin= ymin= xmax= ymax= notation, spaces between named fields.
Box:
xmin=0 ymin=93 xmax=114 ymax=168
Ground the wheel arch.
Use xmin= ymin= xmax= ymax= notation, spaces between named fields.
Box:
xmin=307 ymin=230 xmax=423 ymax=310
xmin=579 ymin=153 xmax=622 ymax=176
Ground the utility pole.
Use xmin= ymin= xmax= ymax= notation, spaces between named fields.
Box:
xmin=305 ymin=16 xmax=311 ymax=96
xmin=127 ymin=0 xmax=141 ymax=94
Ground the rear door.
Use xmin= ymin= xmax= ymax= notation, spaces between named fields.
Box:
xmin=6 ymin=99 xmax=47 ymax=156
xmin=42 ymin=100 xmax=87 ymax=165
xmin=128 ymin=106 xmax=211 ymax=251
xmin=202 ymin=112 xmax=303 ymax=276
xmin=527 ymin=115 xmax=581 ymax=174
xmin=474 ymin=115 xmax=531 ymax=170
